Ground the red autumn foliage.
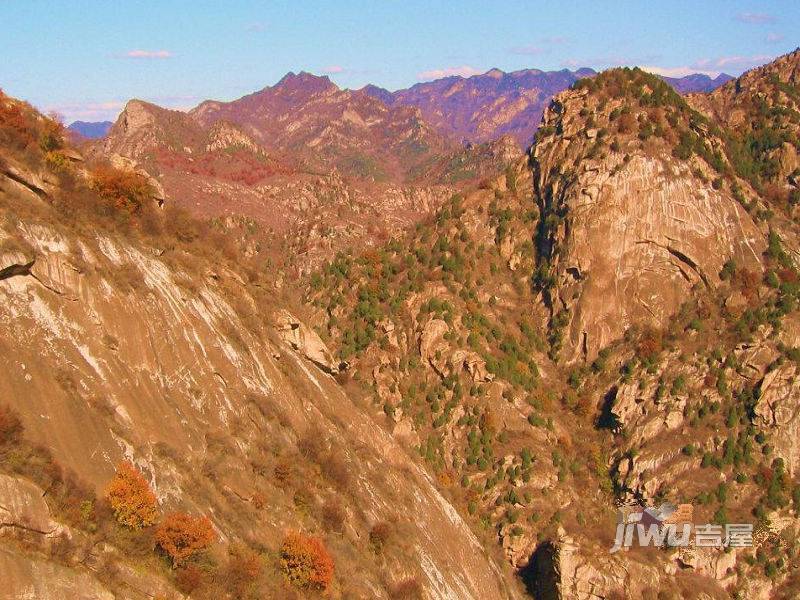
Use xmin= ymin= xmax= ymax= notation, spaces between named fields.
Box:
xmin=224 ymin=543 xmax=263 ymax=596
xmin=105 ymin=461 xmax=159 ymax=529
xmin=0 ymin=90 xmax=36 ymax=149
xmin=154 ymin=147 xmax=288 ymax=186
xmin=90 ymin=164 xmax=154 ymax=214
xmin=779 ymin=268 xmax=799 ymax=284
xmin=636 ymin=329 xmax=662 ymax=362
xmin=280 ymin=531 xmax=334 ymax=590
xmin=175 ymin=564 xmax=206 ymax=594
xmin=737 ymin=268 xmax=761 ymax=301
xmin=155 ymin=512 xmax=215 ymax=566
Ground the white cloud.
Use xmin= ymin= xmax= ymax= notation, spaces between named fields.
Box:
xmin=321 ymin=65 xmax=345 ymax=74
xmin=245 ymin=22 xmax=266 ymax=32
xmin=735 ymin=12 xmax=775 ymax=24
xmin=766 ymin=32 xmax=785 ymax=43
xmin=121 ymin=49 xmax=173 ymax=59
xmin=417 ymin=65 xmax=482 ymax=80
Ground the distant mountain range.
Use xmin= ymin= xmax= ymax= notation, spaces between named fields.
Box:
xmin=189 ymin=71 xmax=450 ymax=181
xmin=363 ymin=68 xmax=596 ymax=146
xmin=67 ymin=120 xmax=113 ymax=139
xmin=73 ymin=67 xmax=732 ymax=150
xmin=363 ymin=68 xmax=733 ymax=146
xmin=658 ymin=72 xmax=734 ymax=94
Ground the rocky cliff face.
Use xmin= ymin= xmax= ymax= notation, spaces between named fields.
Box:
xmin=532 ymin=69 xmax=767 ymax=363
xmin=308 ymin=56 xmax=800 ymax=600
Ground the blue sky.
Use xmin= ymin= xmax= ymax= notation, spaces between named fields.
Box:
xmin=1 ymin=1 xmax=797 ymax=123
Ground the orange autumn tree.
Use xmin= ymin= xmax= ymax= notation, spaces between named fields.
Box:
xmin=90 ymin=164 xmax=154 ymax=214
xmin=280 ymin=531 xmax=334 ymax=590
xmin=155 ymin=512 xmax=215 ymax=567
xmin=105 ymin=460 xmax=158 ymax=529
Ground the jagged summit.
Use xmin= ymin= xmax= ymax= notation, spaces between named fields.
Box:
xmin=273 ymin=70 xmax=337 ymax=93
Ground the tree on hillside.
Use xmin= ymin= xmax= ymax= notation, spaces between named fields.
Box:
xmin=155 ymin=512 xmax=215 ymax=567
xmin=280 ymin=531 xmax=334 ymax=590
xmin=105 ymin=460 xmax=158 ymax=529
xmin=90 ymin=164 xmax=154 ymax=214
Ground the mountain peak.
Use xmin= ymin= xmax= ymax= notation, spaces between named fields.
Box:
xmin=67 ymin=120 xmax=112 ymax=139
xmin=275 ymin=71 xmax=336 ymax=93
xmin=360 ymin=84 xmax=395 ymax=105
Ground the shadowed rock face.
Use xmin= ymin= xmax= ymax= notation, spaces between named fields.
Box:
xmin=532 ymin=84 xmax=766 ymax=363
xmin=520 ymin=541 xmax=559 ymax=600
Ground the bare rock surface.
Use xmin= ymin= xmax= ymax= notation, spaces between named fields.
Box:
xmin=533 ymin=87 xmax=766 ymax=362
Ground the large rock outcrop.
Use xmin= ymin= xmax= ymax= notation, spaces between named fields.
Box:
xmin=532 ymin=79 xmax=766 ymax=362
xmin=275 ymin=309 xmax=339 ymax=373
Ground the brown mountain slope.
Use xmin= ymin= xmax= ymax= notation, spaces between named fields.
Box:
xmin=0 ymin=90 xmax=522 ymax=600
xmin=191 ymin=72 xmax=454 ymax=182
xmin=96 ymin=92 xmax=521 ymax=276
xmin=688 ymin=48 xmax=800 ymax=214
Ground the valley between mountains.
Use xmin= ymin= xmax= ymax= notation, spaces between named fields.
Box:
xmin=1 ymin=53 xmax=800 ymax=599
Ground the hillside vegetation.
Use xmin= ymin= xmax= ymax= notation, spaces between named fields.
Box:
xmin=0 ymin=89 xmax=518 ymax=599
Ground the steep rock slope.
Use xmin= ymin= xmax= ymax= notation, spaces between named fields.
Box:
xmin=309 ymin=55 xmax=800 ymax=599
xmin=0 ymin=92 xmax=521 ymax=600
xmin=304 ymin=161 xmax=763 ymax=598
xmin=532 ymin=68 xmax=768 ymax=363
